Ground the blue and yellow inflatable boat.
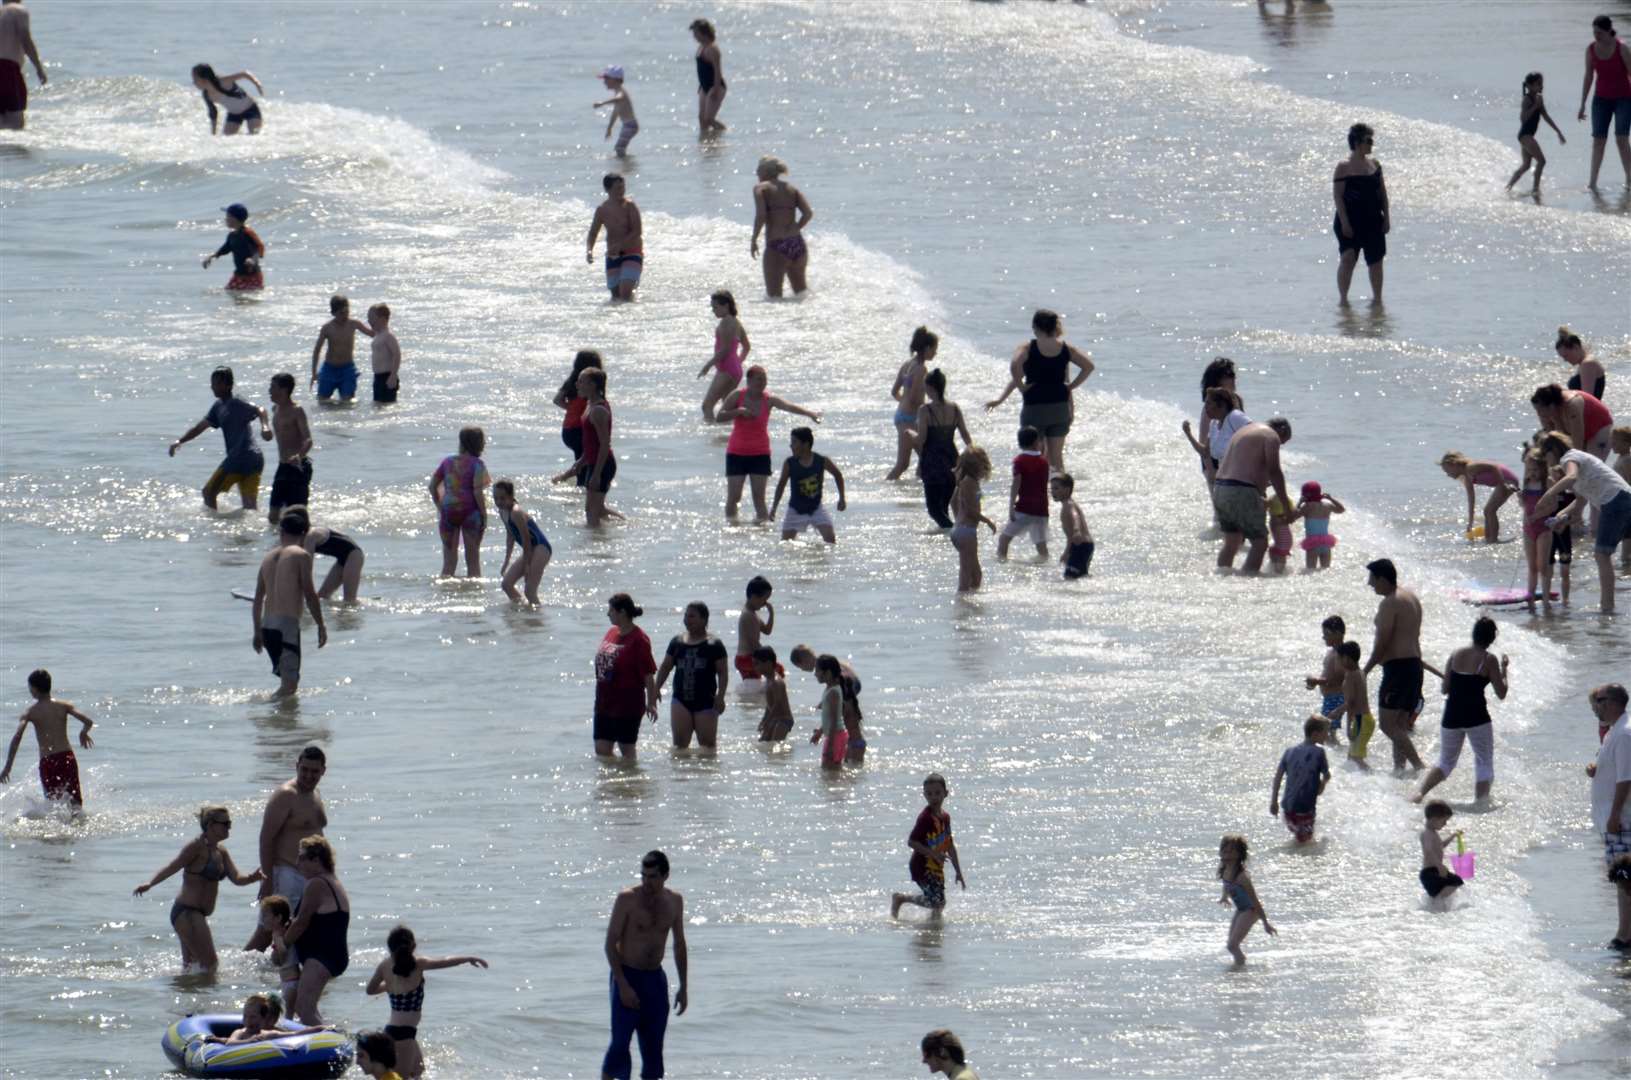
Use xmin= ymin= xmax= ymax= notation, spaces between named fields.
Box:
xmin=161 ymin=1015 xmax=353 ymax=1078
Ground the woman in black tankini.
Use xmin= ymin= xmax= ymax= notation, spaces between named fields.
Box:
xmin=1332 ymin=122 xmax=1390 ymax=304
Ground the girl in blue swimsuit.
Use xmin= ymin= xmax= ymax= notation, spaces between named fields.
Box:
xmin=1217 ymin=835 xmax=1276 ymax=968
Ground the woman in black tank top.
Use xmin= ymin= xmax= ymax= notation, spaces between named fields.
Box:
xmin=1413 ymin=616 xmax=1508 ymax=805
xmin=984 ymin=309 xmax=1095 ymax=473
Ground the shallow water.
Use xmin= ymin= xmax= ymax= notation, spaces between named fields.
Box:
xmin=1 ymin=1 xmax=1628 ymax=1078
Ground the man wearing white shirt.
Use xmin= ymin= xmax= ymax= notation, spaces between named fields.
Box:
xmin=1587 ymin=683 xmax=1631 ymax=949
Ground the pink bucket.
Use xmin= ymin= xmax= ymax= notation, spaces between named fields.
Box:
xmin=1447 ymin=851 xmax=1476 ymax=879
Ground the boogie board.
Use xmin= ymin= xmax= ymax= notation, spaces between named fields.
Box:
xmin=1457 ymin=588 xmax=1557 ymax=607
xmin=231 ymin=588 xmax=256 ymax=602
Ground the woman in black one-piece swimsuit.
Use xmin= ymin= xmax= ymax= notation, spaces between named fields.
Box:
xmin=1332 ymin=122 xmax=1389 ymax=304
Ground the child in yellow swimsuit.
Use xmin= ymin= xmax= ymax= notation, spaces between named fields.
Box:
xmin=1328 ymin=642 xmax=1377 ymax=768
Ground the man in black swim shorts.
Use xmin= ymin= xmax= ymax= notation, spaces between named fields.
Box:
xmin=1362 ymin=558 xmax=1428 ymax=771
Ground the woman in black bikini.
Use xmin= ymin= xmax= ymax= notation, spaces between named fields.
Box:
xmin=366 ymin=924 xmax=488 ymax=1078
xmin=690 ymin=19 xmax=726 ymax=135
xmin=283 ymin=835 xmax=350 ymax=1024
xmin=133 ymin=804 xmax=262 ymax=971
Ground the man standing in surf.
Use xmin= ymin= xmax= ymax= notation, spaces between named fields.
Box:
xmin=251 ymin=511 xmax=327 ymax=699
xmin=1211 ymin=417 xmax=1292 ymax=574
xmin=587 ymin=174 xmax=642 ymax=302
xmin=1362 ymin=558 xmax=1429 ymax=773
xmin=0 ymin=0 xmax=46 ymax=131
xmin=601 ymin=850 xmax=687 ymax=1080
xmin=244 ymin=746 xmax=328 ymax=953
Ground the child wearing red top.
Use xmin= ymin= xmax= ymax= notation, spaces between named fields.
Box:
xmin=996 ymin=426 xmax=1051 ymax=562
xmin=891 ymin=773 xmax=966 ymax=918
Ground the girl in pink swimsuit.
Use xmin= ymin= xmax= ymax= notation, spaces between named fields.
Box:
xmin=698 ymin=291 xmax=749 ymax=422
xmin=716 ymin=365 xmax=821 ymax=522
xmin=1439 ymin=451 xmax=1518 ymax=543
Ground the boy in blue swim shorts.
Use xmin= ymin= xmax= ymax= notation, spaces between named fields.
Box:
xmin=310 ymin=294 xmax=373 ymax=402
xmin=1306 ymin=615 xmax=1346 ymax=743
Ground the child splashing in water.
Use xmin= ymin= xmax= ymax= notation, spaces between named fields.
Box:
xmin=1439 ymin=451 xmax=1519 ymax=542
xmin=886 ymin=326 xmax=938 ymax=480
xmin=1296 ymin=481 xmax=1345 ymax=570
xmin=1506 ymin=72 xmax=1565 ymax=194
xmin=1217 ymin=835 xmax=1275 ymax=968
xmin=697 ymin=291 xmax=748 ymax=422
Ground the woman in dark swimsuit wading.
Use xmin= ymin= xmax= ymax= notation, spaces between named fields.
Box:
xmin=1333 ymin=122 xmax=1389 ymax=305
xmin=691 ymin=19 xmax=727 ymax=135
xmin=133 ymin=804 xmax=263 ymax=971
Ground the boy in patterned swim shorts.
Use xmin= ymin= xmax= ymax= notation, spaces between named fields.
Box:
xmin=1271 ymin=715 xmax=1331 ymax=843
xmin=892 ymin=773 xmax=966 ymax=917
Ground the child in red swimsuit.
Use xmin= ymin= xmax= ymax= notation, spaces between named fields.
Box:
xmin=0 ymin=669 xmax=95 ymax=813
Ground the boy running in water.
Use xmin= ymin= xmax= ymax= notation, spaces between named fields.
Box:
xmin=1051 ymin=473 xmax=1094 ymax=578
xmin=997 ymin=426 xmax=1050 ymax=562
xmin=891 ymin=773 xmax=966 ymax=918
xmin=311 ymin=294 xmax=373 ymax=403
xmin=169 ymin=366 xmax=269 ymax=511
xmin=265 ymin=373 xmax=313 ymax=526
xmin=1 ymin=669 xmax=94 ymax=813
xmin=594 ymin=65 xmax=639 ymax=158
xmin=734 ymin=576 xmax=774 ymax=683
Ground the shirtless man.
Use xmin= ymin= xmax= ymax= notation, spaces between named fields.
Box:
xmin=0 ymin=0 xmax=47 ymax=131
xmin=265 ymin=373 xmax=313 ymax=526
xmin=252 ymin=511 xmax=327 ymax=698
xmin=587 ymin=174 xmax=643 ymax=302
xmin=1361 ymin=558 xmax=1428 ymax=772
xmin=311 ymin=294 xmax=373 ymax=403
xmin=1211 ymin=417 xmax=1292 ymax=574
xmin=602 ymin=850 xmax=688 ymax=1080
xmin=244 ymin=746 xmax=328 ymax=951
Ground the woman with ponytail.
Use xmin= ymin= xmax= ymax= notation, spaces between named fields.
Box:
xmin=190 ymin=63 xmax=264 ymax=135
xmin=366 ymin=924 xmax=488 ymax=1078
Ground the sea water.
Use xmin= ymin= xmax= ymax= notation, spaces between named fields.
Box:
xmin=1 ymin=2 xmax=1627 ymax=1077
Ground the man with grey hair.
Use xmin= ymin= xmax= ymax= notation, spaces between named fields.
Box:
xmin=1587 ymin=683 xmax=1630 ymax=949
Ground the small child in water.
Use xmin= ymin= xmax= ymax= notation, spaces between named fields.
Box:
xmin=1217 ymin=834 xmax=1276 ymax=968
xmin=254 ymin=894 xmax=299 ymax=1002
xmin=1439 ymin=451 xmax=1518 ymax=543
xmin=809 ymin=654 xmax=848 ymax=770
xmin=789 ymin=645 xmax=865 ymax=762
xmin=1419 ymin=800 xmax=1465 ymax=910
xmin=1271 ymin=715 xmax=1331 ymax=844
xmin=493 ymin=480 xmax=552 ymax=605
xmin=1051 ymin=473 xmax=1094 ymax=578
xmin=996 ymin=426 xmax=1051 ymax=563
xmin=1266 ymin=494 xmax=1299 ymax=574
xmin=1296 ymin=481 xmax=1344 ymax=570
xmin=0 ymin=669 xmax=94 ymax=814
xmin=1506 ymin=72 xmax=1565 ymax=194
xmin=1306 ymin=615 xmax=1345 ymax=713
xmin=594 ymin=65 xmax=638 ymax=157
xmin=368 ymin=304 xmax=401 ymax=404
xmin=755 ymin=647 xmax=793 ymax=741
xmin=201 ymin=992 xmax=328 ymax=1044
xmin=202 ymin=203 xmax=265 ymax=290
xmin=891 ymin=773 xmax=965 ymax=919
xmin=1520 ymin=444 xmax=1566 ymax=610
xmin=735 ymin=576 xmax=775 ymax=683
xmin=1329 ymin=642 xmax=1376 ymax=769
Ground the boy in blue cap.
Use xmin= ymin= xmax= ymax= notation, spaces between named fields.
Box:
xmin=202 ymin=204 xmax=264 ymax=290
xmin=593 ymin=64 xmax=638 ymax=157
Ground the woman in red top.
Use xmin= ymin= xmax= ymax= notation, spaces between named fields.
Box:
xmin=553 ymin=366 xmax=620 ymax=527
xmin=716 ymin=365 xmax=821 ymax=522
xmin=1578 ymin=14 xmax=1631 ymax=190
xmin=552 ymin=349 xmax=602 ymax=462
xmin=593 ymin=594 xmax=658 ymax=760
xmin=1532 ymin=382 xmax=1614 ymax=461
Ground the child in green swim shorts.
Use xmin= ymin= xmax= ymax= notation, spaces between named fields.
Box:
xmin=1328 ymin=641 xmax=1376 ymax=769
